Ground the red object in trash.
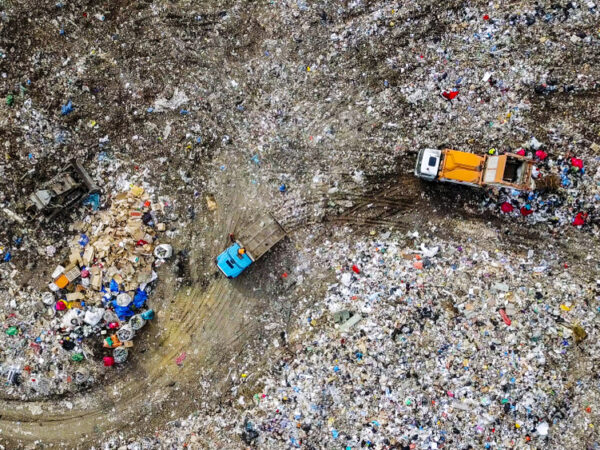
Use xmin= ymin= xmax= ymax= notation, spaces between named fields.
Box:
xmin=108 ymin=322 xmax=119 ymax=329
xmin=520 ymin=206 xmax=533 ymax=216
xmin=352 ymin=265 xmax=361 ymax=274
xmin=103 ymin=356 xmax=115 ymax=367
xmin=572 ymin=212 xmax=587 ymax=226
xmin=442 ymin=90 xmax=459 ymax=100
xmin=516 ymin=149 xmax=526 ymax=156
xmin=483 ymin=14 xmax=490 ymax=20
xmin=499 ymin=309 xmax=511 ymax=326
xmin=500 ymin=202 xmax=514 ymax=213
xmin=535 ymin=150 xmax=548 ymax=160
xmin=571 ymin=157 xmax=583 ymax=169
xmin=55 ymin=300 xmax=67 ymax=311
xmin=136 ymin=239 xmax=149 ymax=246
xmin=176 ymin=352 xmax=187 ymax=365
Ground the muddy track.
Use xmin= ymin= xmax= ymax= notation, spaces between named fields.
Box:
xmin=326 ymin=180 xmax=419 ymax=227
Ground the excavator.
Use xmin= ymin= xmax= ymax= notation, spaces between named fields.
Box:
xmin=26 ymin=159 xmax=100 ymax=223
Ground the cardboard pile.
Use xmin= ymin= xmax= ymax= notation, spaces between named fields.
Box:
xmin=51 ymin=186 xmax=159 ymax=299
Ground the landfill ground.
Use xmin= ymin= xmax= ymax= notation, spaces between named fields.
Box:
xmin=1 ymin=0 xmax=600 ymax=448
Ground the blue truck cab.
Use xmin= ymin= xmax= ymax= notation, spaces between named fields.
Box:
xmin=216 ymin=214 xmax=286 ymax=278
xmin=216 ymin=243 xmax=254 ymax=278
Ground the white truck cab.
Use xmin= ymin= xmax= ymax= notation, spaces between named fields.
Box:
xmin=415 ymin=149 xmax=441 ymax=181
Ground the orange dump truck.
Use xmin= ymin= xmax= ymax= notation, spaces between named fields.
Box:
xmin=414 ymin=148 xmax=535 ymax=191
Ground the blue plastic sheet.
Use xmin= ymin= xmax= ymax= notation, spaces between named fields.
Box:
xmin=111 ymin=300 xmax=134 ymax=320
xmin=79 ymin=234 xmax=89 ymax=247
xmin=110 ymin=279 xmax=119 ymax=292
xmin=61 ymin=100 xmax=73 ymax=115
xmin=133 ymin=288 xmax=148 ymax=308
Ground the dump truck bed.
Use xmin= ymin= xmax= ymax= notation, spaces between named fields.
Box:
xmin=438 ymin=149 xmax=485 ymax=185
xmin=482 ymin=153 xmax=535 ymax=190
xmin=237 ymin=214 xmax=286 ymax=261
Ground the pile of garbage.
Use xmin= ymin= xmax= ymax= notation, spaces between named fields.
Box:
xmin=1 ymin=0 xmax=599 ymax=445
xmin=104 ymin=228 xmax=599 ymax=448
xmin=481 ymin=138 xmax=600 ymax=229
xmin=1 ymin=185 xmax=171 ymax=396
xmin=234 ymin=234 xmax=597 ymax=449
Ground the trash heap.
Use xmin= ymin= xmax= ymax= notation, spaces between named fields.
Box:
xmin=1 ymin=0 xmax=599 ymax=444
xmin=482 ymin=140 xmax=600 ymax=229
xmin=1 ymin=185 xmax=171 ymax=396
xmin=46 ymin=185 xmax=171 ymax=367
xmin=231 ymin=233 xmax=598 ymax=449
xmin=111 ymin=229 xmax=599 ymax=448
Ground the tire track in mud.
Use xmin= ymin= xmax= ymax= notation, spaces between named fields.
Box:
xmin=325 ymin=182 xmax=418 ymax=228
